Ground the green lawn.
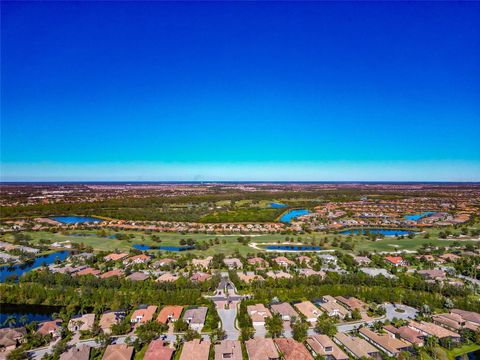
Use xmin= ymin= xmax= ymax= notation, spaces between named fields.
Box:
xmin=444 ymin=343 xmax=480 ymax=359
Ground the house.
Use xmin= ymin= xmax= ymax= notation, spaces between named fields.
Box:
xmin=247 ymin=304 xmax=272 ymax=326
xmin=192 ymin=257 xmax=212 ymax=269
xmin=131 ymin=305 xmax=158 ymax=325
xmin=432 ymin=313 xmax=468 ymax=332
xmin=99 ymin=311 xmax=125 ymax=334
xmin=318 ymin=296 xmax=350 ymax=319
xmin=123 ymin=254 xmax=151 ymax=265
xmin=273 ymin=257 xmax=295 ymax=267
xmin=353 ymin=256 xmax=371 ymax=265
xmin=60 ymin=345 xmax=91 ymax=360
xmin=190 ymin=272 xmax=211 ymax=282
xmin=157 ymin=306 xmax=184 ymax=324
xmin=334 ymin=332 xmax=381 ymax=360
xmin=100 ymin=269 xmax=125 ymax=279
xmin=408 ymin=321 xmax=461 ymax=344
xmin=126 ymin=272 xmax=149 ymax=281
xmin=0 ymin=327 xmax=26 ymax=353
xmin=271 ymin=302 xmax=298 ymax=321
xmin=144 ymin=340 xmax=174 ymax=360
xmin=157 ymin=272 xmax=179 ymax=282
xmin=317 ymin=254 xmax=338 ymax=265
xmin=179 ymin=339 xmax=211 ymax=360
xmin=153 ymin=258 xmax=175 ymax=268
xmin=266 ymin=270 xmax=292 ymax=279
xmin=245 ymin=338 xmax=280 ymax=360
xmin=75 ymin=267 xmax=101 ymax=277
xmin=439 ymin=253 xmax=460 ymax=262
xmin=334 ymin=296 xmax=367 ymax=311
xmin=104 ymin=253 xmax=129 ymax=262
xmin=68 ymin=314 xmax=95 ymax=332
xmin=224 ymin=258 xmax=243 ymax=269
xmin=215 ymin=340 xmax=242 ymax=360
xmin=37 ymin=320 xmax=62 ymax=339
xmin=248 ymin=257 xmax=268 ymax=268
xmin=450 ymin=309 xmax=480 ymax=330
xmin=183 ymin=307 xmax=208 ymax=331
xmin=102 ymin=344 xmax=134 ymax=360
xmin=306 ymin=335 xmax=348 ymax=360
xmin=294 ymin=301 xmax=321 ymax=323
xmin=384 ymin=325 xmax=425 ymax=347
xmin=384 ymin=256 xmax=407 ymax=267
xmin=298 ymin=269 xmax=326 ymax=278
xmin=360 ymin=267 xmax=396 ymax=279
xmin=274 ymin=338 xmax=314 ymax=360
xmin=417 ymin=269 xmax=446 ymax=281
xmin=237 ymin=272 xmax=264 ymax=283
xmin=359 ymin=327 xmax=412 ymax=357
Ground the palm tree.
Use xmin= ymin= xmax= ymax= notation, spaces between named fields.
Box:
xmin=3 ymin=315 xmax=17 ymax=328
xmin=19 ymin=315 xmax=29 ymax=325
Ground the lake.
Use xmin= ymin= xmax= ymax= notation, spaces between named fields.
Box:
xmin=0 ymin=304 xmax=61 ymax=328
xmin=0 ymin=251 xmax=70 ymax=282
xmin=265 ymin=245 xmax=321 ymax=251
xmin=270 ymin=202 xmax=287 ymax=209
xmin=52 ymin=216 xmax=103 ymax=224
xmin=404 ymin=212 xmax=435 ymax=221
xmin=339 ymin=229 xmax=415 ymax=236
xmin=279 ymin=209 xmax=310 ymax=223
xmin=132 ymin=244 xmax=195 ymax=252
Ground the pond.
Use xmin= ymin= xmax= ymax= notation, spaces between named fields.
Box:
xmin=339 ymin=229 xmax=415 ymax=236
xmin=270 ymin=202 xmax=287 ymax=209
xmin=0 ymin=251 xmax=70 ymax=282
xmin=264 ymin=245 xmax=321 ymax=251
xmin=132 ymin=244 xmax=195 ymax=252
xmin=404 ymin=212 xmax=435 ymax=221
xmin=279 ymin=209 xmax=310 ymax=223
xmin=0 ymin=304 xmax=61 ymax=328
xmin=456 ymin=350 xmax=480 ymax=360
xmin=52 ymin=216 xmax=103 ymax=224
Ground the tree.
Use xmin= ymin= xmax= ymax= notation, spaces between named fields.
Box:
xmin=351 ymin=309 xmax=362 ymax=321
xmin=209 ymin=328 xmax=226 ymax=343
xmin=292 ymin=321 xmax=309 ymax=342
xmin=173 ymin=320 xmax=189 ymax=333
xmin=135 ymin=321 xmax=168 ymax=344
xmin=3 ymin=316 xmax=16 ymax=328
xmin=444 ymin=298 xmax=454 ymax=309
xmin=265 ymin=313 xmax=284 ymax=338
xmin=183 ymin=328 xmax=201 ymax=341
xmin=314 ymin=315 xmax=337 ymax=337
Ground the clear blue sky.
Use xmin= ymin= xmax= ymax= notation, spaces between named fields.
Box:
xmin=1 ymin=1 xmax=479 ymax=181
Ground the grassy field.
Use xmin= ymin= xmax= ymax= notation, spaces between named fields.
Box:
xmin=2 ymin=222 xmax=478 ymax=257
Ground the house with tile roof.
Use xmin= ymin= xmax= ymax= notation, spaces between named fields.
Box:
xmin=143 ymin=340 xmax=174 ymax=360
xmin=215 ymin=340 xmax=242 ymax=360
xmin=157 ymin=306 xmax=184 ymax=324
xmin=102 ymin=344 xmax=133 ymax=360
xmin=274 ymin=338 xmax=314 ymax=360
xmin=179 ymin=339 xmax=211 ymax=360
xmin=306 ymin=335 xmax=348 ymax=360
xmin=245 ymin=338 xmax=280 ymax=360
xmin=334 ymin=332 xmax=381 ymax=360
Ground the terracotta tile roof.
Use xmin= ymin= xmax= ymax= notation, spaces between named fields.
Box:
xmin=409 ymin=321 xmax=460 ymax=339
xmin=271 ymin=302 xmax=298 ymax=319
xmin=102 ymin=344 xmax=133 ymax=360
xmin=334 ymin=332 xmax=379 ymax=359
xmin=157 ymin=306 xmax=184 ymax=324
xmin=60 ymin=345 xmax=90 ymax=360
xmin=384 ymin=325 xmax=424 ymax=346
xmin=183 ymin=307 xmax=208 ymax=326
xmin=126 ymin=272 xmax=149 ymax=281
xmin=37 ymin=320 xmax=62 ymax=336
xmin=144 ymin=340 xmax=174 ymax=360
xmin=100 ymin=269 xmax=125 ymax=279
xmin=359 ymin=327 xmax=411 ymax=355
xmin=179 ymin=339 xmax=211 ymax=360
xmin=306 ymin=335 xmax=348 ymax=360
xmin=274 ymin=338 xmax=314 ymax=360
xmin=294 ymin=301 xmax=321 ymax=321
xmin=104 ymin=253 xmax=129 ymax=261
xmin=245 ymin=338 xmax=279 ymax=360
xmin=131 ymin=305 xmax=158 ymax=324
xmin=247 ymin=304 xmax=272 ymax=323
xmin=214 ymin=340 xmax=242 ymax=360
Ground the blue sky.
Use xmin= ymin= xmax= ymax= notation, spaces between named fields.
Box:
xmin=1 ymin=1 xmax=479 ymax=181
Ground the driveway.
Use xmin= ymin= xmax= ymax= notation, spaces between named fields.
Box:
xmin=253 ymin=324 xmax=267 ymax=338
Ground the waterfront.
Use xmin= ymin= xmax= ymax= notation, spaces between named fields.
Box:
xmin=279 ymin=209 xmax=310 ymax=223
xmin=0 ymin=251 xmax=70 ymax=282
xmin=52 ymin=216 xmax=103 ymax=224
xmin=339 ymin=229 xmax=415 ymax=236
xmin=0 ymin=304 xmax=61 ymax=328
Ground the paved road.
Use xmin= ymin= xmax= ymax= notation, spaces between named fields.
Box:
xmin=382 ymin=303 xmax=418 ymax=321
xmin=217 ymin=304 xmax=240 ymax=340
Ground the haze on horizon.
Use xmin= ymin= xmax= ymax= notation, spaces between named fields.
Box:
xmin=1 ymin=1 xmax=479 ymax=182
